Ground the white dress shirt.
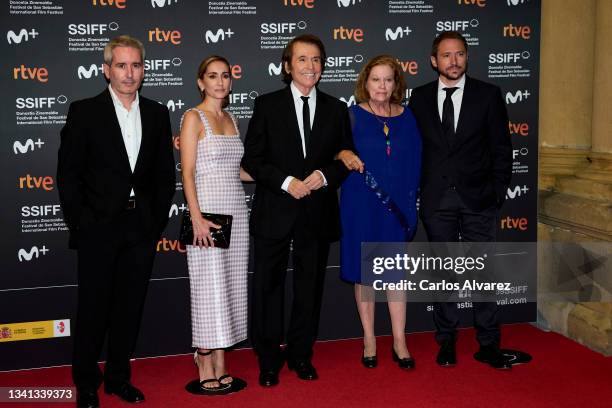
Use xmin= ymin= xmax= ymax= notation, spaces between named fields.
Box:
xmin=436 ymin=74 xmax=466 ymax=132
xmin=108 ymin=85 xmax=142 ymax=196
xmin=281 ymin=82 xmax=326 ymax=192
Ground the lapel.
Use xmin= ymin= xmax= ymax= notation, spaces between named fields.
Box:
xmin=308 ymin=88 xmax=327 ymax=158
xmin=98 ymin=89 xmax=132 ymax=174
xmin=425 ymin=81 xmax=450 ymax=150
xmin=281 ymin=87 xmax=307 ymax=161
xmin=133 ymin=95 xmax=151 ymax=175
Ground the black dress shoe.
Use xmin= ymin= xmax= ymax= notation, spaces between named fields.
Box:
xmin=361 ymin=349 xmax=377 ymax=368
xmin=392 ymin=348 xmax=415 ymax=369
xmin=104 ymin=382 xmax=145 ymax=403
xmin=436 ymin=340 xmax=456 ymax=367
xmin=478 ymin=344 xmax=512 ymax=370
xmin=258 ymin=370 xmax=279 ymax=387
xmin=76 ymin=390 xmax=99 ymax=408
xmin=287 ymin=360 xmax=318 ymax=380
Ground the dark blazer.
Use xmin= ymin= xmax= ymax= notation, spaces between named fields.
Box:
xmin=57 ymin=89 xmax=176 ymax=248
xmin=241 ymin=87 xmax=354 ymax=241
xmin=409 ymin=76 xmax=512 ymax=218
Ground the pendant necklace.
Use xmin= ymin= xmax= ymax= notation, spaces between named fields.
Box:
xmin=368 ymin=101 xmax=392 ymax=156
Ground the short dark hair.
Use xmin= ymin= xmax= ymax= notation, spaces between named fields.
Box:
xmin=431 ymin=31 xmax=468 ymax=57
xmin=281 ymin=34 xmax=326 ymax=85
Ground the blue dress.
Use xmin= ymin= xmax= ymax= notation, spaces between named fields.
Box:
xmin=340 ymin=104 xmax=422 ymax=284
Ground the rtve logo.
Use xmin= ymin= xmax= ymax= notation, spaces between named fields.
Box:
xmin=503 ymin=24 xmax=532 ymax=39
xmin=168 ymin=203 xmax=187 ymax=218
xmin=333 ymin=26 xmax=364 ymax=42
xmin=397 ymin=59 xmax=418 ymax=75
xmin=506 ymin=185 xmax=529 ymax=200
xmin=159 ymin=99 xmax=185 ymax=112
xmin=91 ymin=0 xmax=126 ymax=8
xmin=13 ymin=65 xmax=48 ymax=83
xmin=77 ymin=64 xmax=104 ymax=79
xmin=268 ymin=62 xmax=282 ymax=76
xmin=283 ymin=0 xmax=314 ymax=8
xmin=512 ymin=147 xmax=528 ymax=160
xmin=7 ymin=28 xmax=39 ymax=44
xmin=489 ymin=51 xmax=530 ymax=64
xmin=229 ymin=91 xmax=259 ymax=104
xmin=509 ymin=121 xmax=529 ymax=136
xmin=18 ymin=245 xmax=50 ymax=262
xmin=500 ymin=216 xmax=528 ymax=230
xmin=145 ymin=57 xmax=182 ymax=71
xmin=457 ymin=0 xmax=486 ymax=6
xmin=68 ymin=22 xmax=119 ymax=35
xmin=436 ymin=19 xmax=479 ymax=32
xmin=326 ymin=55 xmax=363 ymax=68
xmin=204 ymin=28 xmax=234 ymax=44
xmin=385 ymin=26 xmax=412 ymax=41
xmin=148 ymin=27 xmax=181 ymax=44
xmin=151 ymin=0 xmax=178 ymax=7
xmin=261 ymin=21 xmax=307 ymax=35
xmin=157 ymin=237 xmax=186 ymax=253
xmin=16 ymin=95 xmax=68 ymax=109
xmin=339 ymin=95 xmax=356 ymax=107
xmin=337 ymin=0 xmax=362 ymax=6
xmin=22 ymin=204 xmax=62 ymax=217
xmin=506 ymin=89 xmax=531 ymax=104
xmin=19 ymin=174 xmax=54 ymax=191
xmin=507 ymin=0 xmax=529 ymax=5
xmin=14 ymin=138 xmax=45 ymax=154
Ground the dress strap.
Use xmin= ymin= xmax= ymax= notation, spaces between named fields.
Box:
xmin=227 ymin=112 xmax=239 ymax=136
xmin=180 ymin=108 xmax=213 ymax=138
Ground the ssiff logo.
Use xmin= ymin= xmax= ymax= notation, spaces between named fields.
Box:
xmin=457 ymin=0 xmax=486 ymax=6
xmin=337 ymin=0 xmax=362 ymax=6
xmin=92 ymin=0 xmax=126 ymax=8
xmin=16 ymin=95 xmax=68 ymax=109
xmin=333 ymin=26 xmax=364 ymax=42
xmin=68 ymin=22 xmax=119 ymax=35
xmin=489 ymin=51 xmax=530 ymax=64
xmin=18 ymin=245 xmax=50 ymax=262
xmin=385 ymin=26 xmax=412 ymax=41
xmin=145 ymin=57 xmax=182 ymax=70
xmin=509 ymin=121 xmax=529 ymax=136
xmin=501 ymin=216 xmax=528 ymax=230
xmin=261 ymin=21 xmax=307 ymax=34
xmin=148 ymin=28 xmax=181 ymax=44
xmin=283 ymin=0 xmax=314 ymax=8
xmin=506 ymin=90 xmax=530 ymax=104
xmin=13 ymin=65 xmax=48 ymax=83
xmin=77 ymin=64 xmax=104 ymax=79
xmin=436 ymin=19 xmax=479 ymax=32
xmin=151 ymin=0 xmax=178 ymax=7
xmin=14 ymin=138 xmax=45 ymax=154
xmin=7 ymin=29 xmax=39 ymax=44
xmin=204 ymin=28 xmax=234 ymax=44
xmin=506 ymin=185 xmax=529 ymax=199
xmin=229 ymin=91 xmax=259 ymax=104
xmin=512 ymin=147 xmax=528 ymax=159
xmin=19 ymin=174 xmax=54 ymax=191
xmin=503 ymin=24 xmax=531 ymax=39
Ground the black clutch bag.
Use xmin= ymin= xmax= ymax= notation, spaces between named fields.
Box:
xmin=179 ymin=211 xmax=233 ymax=249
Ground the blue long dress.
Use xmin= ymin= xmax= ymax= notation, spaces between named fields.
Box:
xmin=340 ymin=104 xmax=422 ymax=284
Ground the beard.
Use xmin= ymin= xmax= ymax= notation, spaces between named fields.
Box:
xmin=438 ymin=62 xmax=467 ymax=82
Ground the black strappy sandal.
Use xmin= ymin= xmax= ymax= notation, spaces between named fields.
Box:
xmin=185 ymin=350 xmax=231 ymax=395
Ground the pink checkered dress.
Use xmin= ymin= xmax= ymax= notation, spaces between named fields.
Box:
xmin=181 ymin=108 xmax=248 ymax=349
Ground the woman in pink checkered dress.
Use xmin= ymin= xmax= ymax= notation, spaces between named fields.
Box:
xmin=179 ymin=55 xmax=252 ymax=395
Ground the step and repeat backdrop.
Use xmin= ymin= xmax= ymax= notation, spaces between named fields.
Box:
xmin=1 ymin=0 xmax=540 ymax=370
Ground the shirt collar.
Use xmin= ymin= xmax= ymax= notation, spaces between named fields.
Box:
xmin=290 ymin=81 xmax=317 ymax=104
xmin=437 ymin=74 xmax=466 ymax=93
xmin=108 ymin=85 xmax=139 ymax=111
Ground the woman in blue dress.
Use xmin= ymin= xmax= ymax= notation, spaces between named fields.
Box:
xmin=337 ymin=55 xmax=422 ymax=370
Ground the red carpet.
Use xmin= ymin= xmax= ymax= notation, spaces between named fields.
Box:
xmin=1 ymin=324 xmax=611 ymax=408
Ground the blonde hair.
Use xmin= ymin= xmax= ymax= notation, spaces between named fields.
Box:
xmin=354 ymin=55 xmax=406 ymax=104
xmin=103 ymin=35 xmax=145 ymax=65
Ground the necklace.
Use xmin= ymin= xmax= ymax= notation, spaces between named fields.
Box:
xmin=367 ymin=101 xmax=392 ymax=156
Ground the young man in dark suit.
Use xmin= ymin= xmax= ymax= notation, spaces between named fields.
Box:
xmin=242 ymin=34 xmax=354 ymax=387
xmin=409 ymin=31 xmax=513 ymax=369
xmin=57 ymin=35 xmax=175 ymax=408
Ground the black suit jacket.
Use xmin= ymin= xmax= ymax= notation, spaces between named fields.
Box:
xmin=409 ymin=76 xmax=512 ymax=217
xmin=57 ymin=89 xmax=176 ymax=249
xmin=241 ymin=87 xmax=354 ymax=241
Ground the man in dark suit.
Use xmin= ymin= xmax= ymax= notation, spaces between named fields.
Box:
xmin=57 ymin=35 xmax=175 ymax=407
xmin=409 ymin=31 xmax=512 ymax=369
xmin=242 ymin=34 xmax=353 ymax=387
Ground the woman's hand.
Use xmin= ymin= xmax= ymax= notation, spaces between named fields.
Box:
xmin=191 ymin=214 xmax=221 ymax=248
xmin=337 ymin=150 xmax=364 ymax=173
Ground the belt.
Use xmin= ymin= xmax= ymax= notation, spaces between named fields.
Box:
xmin=126 ymin=198 xmax=136 ymax=210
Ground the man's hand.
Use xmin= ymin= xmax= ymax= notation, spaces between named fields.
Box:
xmin=287 ymin=178 xmax=311 ymax=199
xmin=304 ymin=171 xmax=325 ymax=191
